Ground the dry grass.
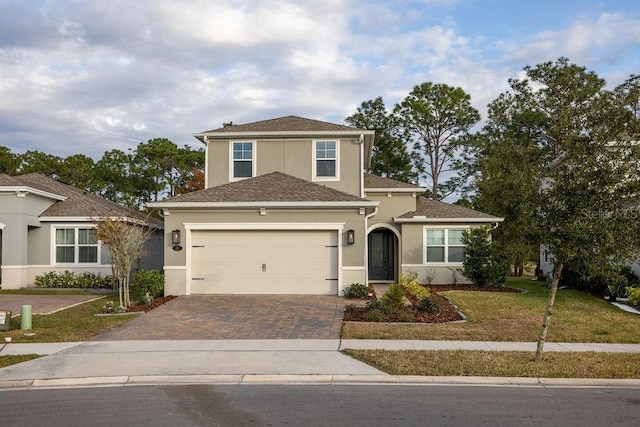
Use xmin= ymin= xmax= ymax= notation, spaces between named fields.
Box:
xmin=0 ymin=354 xmax=42 ymax=369
xmin=341 ymin=278 xmax=640 ymax=343
xmin=2 ymin=293 xmax=135 ymax=343
xmin=343 ymin=349 xmax=640 ymax=378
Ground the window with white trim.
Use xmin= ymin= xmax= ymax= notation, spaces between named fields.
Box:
xmin=313 ymin=140 xmax=339 ymax=180
xmin=424 ymin=228 xmax=466 ymax=264
xmin=55 ymin=227 xmax=100 ymax=264
xmin=231 ymin=141 xmax=254 ymax=179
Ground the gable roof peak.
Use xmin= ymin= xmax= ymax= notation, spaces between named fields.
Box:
xmin=195 ymin=115 xmax=370 ymax=136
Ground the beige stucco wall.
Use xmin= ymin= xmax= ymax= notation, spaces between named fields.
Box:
xmin=205 ymin=138 xmax=362 ymax=196
xmin=366 ymin=192 xmax=418 ymax=225
xmin=161 ymin=207 xmax=367 ymax=295
xmin=399 ymin=222 xmax=493 ymax=285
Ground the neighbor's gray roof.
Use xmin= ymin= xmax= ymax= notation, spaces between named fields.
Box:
xmin=396 ymin=196 xmax=502 ymax=220
xmin=156 ymin=171 xmax=370 ymax=204
xmin=364 ymin=173 xmax=423 ymax=190
xmin=198 ymin=115 xmax=364 ymax=135
xmin=0 ymin=173 xmax=162 ymax=226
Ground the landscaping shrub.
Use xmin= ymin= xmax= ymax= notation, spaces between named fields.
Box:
xmin=131 ymin=270 xmax=165 ymax=302
xmin=398 ymin=273 xmax=430 ymax=299
xmin=343 ymin=282 xmax=370 ymax=299
xmin=417 ymin=296 xmax=440 ymax=313
xmin=363 ymin=308 xmax=384 ymax=322
xmin=627 ymin=287 xmax=640 ymax=306
xmin=381 ymin=283 xmax=405 ymax=311
xmin=34 ymin=270 xmax=113 ymax=289
xmin=460 ymin=226 xmax=509 ymax=287
xmin=561 ymin=263 xmax=640 ymax=298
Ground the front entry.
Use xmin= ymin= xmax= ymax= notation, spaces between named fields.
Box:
xmin=368 ymin=229 xmax=395 ymax=281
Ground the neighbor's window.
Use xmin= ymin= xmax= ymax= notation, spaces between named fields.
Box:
xmin=232 ymin=141 xmax=254 ymax=179
xmin=425 ymin=228 xmax=466 ymax=263
xmin=55 ymin=228 xmax=99 ymax=264
xmin=314 ymin=140 xmax=338 ymax=179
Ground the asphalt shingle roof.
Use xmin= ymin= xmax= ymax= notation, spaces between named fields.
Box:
xmin=364 ymin=173 xmax=423 ymax=190
xmin=0 ymin=173 xmax=161 ymax=226
xmin=159 ymin=171 xmax=369 ymax=203
xmin=200 ymin=115 xmax=364 ymax=134
xmin=397 ymin=196 xmax=501 ymax=220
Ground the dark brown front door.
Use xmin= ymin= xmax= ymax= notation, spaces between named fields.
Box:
xmin=368 ymin=229 xmax=395 ymax=281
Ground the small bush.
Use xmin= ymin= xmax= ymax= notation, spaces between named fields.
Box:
xmin=382 ymin=283 xmax=405 ymax=311
xmin=460 ymin=226 xmax=509 ymax=287
xmin=35 ymin=270 xmax=113 ymax=289
xmin=627 ymin=287 xmax=640 ymax=306
xmin=399 ymin=273 xmax=430 ymax=300
xmin=363 ymin=309 xmax=384 ymax=322
xmin=131 ymin=270 xmax=165 ymax=302
xmin=418 ymin=296 xmax=440 ymax=313
xmin=343 ymin=283 xmax=370 ymax=299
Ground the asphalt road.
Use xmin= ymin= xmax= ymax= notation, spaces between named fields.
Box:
xmin=0 ymin=384 xmax=638 ymax=426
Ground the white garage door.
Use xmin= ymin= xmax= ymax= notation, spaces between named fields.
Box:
xmin=190 ymin=230 xmax=338 ymax=294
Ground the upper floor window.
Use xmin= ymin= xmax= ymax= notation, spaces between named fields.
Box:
xmin=313 ymin=140 xmax=339 ymax=181
xmin=55 ymin=227 xmax=100 ymax=264
xmin=231 ymin=141 xmax=255 ymax=180
xmin=424 ymin=228 xmax=466 ymax=264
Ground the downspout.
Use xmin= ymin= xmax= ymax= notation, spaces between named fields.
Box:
xmin=358 ymin=134 xmax=364 ymax=198
xmin=203 ymin=136 xmax=209 ymax=189
xmin=363 ymin=206 xmax=379 ymax=287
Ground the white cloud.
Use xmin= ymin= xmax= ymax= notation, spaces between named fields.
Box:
xmin=0 ymin=1 xmax=638 ymax=161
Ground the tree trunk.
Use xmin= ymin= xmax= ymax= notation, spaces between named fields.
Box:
xmin=534 ymin=261 xmax=564 ymax=361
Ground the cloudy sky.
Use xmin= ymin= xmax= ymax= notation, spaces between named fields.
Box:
xmin=1 ymin=0 xmax=639 ymax=160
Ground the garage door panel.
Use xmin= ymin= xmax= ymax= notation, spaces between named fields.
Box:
xmin=190 ymin=230 xmax=338 ymax=294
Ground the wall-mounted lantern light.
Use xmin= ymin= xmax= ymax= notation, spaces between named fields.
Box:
xmin=171 ymin=229 xmax=181 ymax=245
xmin=347 ymin=229 xmax=355 ymax=245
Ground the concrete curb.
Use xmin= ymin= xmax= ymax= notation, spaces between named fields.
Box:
xmin=1 ymin=375 xmax=639 ymax=390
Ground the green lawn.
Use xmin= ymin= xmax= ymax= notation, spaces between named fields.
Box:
xmin=1 ymin=292 xmax=136 ymax=343
xmin=342 ymin=277 xmax=640 ymax=343
xmin=343 ymin=349 xmax=640 ymax=378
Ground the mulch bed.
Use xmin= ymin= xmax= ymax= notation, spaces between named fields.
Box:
xmin=343 ymin=285 xmax=523 ymax=323
xmin=127 ymin=295 xmax=176 ymax=313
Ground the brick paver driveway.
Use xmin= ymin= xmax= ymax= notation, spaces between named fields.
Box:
xmin=94 ymin=295 xmax=348 ymax=340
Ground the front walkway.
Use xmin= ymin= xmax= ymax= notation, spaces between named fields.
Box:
xmin=94 ymin=295 xmax=347 ymax=340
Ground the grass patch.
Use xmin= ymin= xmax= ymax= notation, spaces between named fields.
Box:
xmin=343 ymin=349 xmax=640 ymax=378
xmin=1 ymin=293 xmax=136 ymax=343
xmin=342 ymin=277 xmax=640 ymax=343
xmin=0 ymin=354 xmax=42 ymax=369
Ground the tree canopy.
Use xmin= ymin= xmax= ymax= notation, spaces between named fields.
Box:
xmin=395 ymin=82 xmax=480 ymax=199
xmin=345 ymin=97 xmax=415 ymax=183
xmin=0 ymin=139 xmax=204 ymax=210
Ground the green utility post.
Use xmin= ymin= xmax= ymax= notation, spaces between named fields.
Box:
xmin=20 ymin=305 xmax=32 ymax=330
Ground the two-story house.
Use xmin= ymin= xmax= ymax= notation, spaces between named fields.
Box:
xmin=149 ymin=116 xmax=502 ymax=295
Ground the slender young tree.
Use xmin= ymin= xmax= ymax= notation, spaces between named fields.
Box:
xmin=394 ymin=82 xmax=480 ymax=199
xmin=93 ymin=217 xmax=154 ymax=309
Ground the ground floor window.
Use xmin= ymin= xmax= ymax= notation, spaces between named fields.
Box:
xmin=55 ymin=227 xmax=100 ymax=264
xmin=424 ymin=228 xmax=466 ymax=264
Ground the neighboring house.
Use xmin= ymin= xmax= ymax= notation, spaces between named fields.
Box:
xmin=148 ymin=115 xmax=502 ymax=295
xmin=0 ymin=173 xmax=164 ymax=289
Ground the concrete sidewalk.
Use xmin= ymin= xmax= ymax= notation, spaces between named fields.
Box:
xmin=0 ymin=339 xmax=639 ymax=390
xmin=2 ymin=339 xmax=640 ymax=356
